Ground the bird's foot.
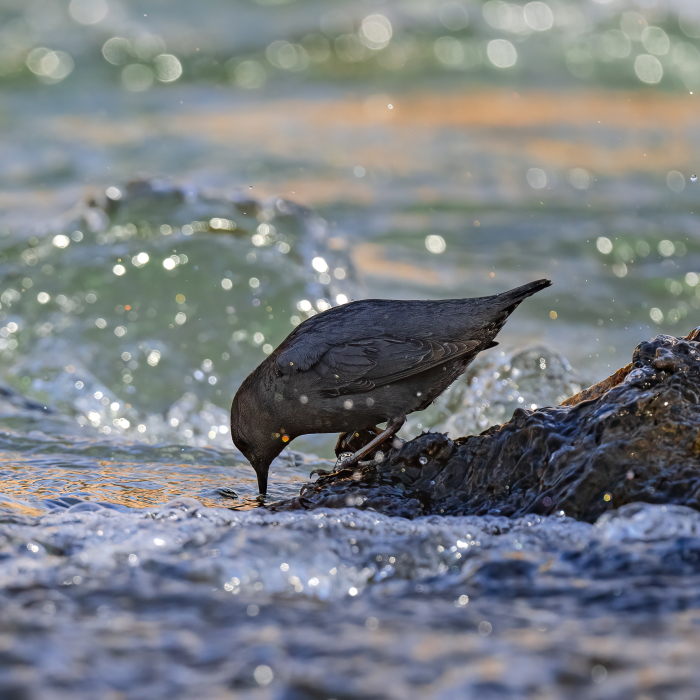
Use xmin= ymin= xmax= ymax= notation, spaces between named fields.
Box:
xmin=334 ymin=428 xmax=380 ymax=463
xmin=334 ymin=452 xmax=354 ymax=470
xmin=334 ymin=415 xmax=407 ymax=469
xmin=309 ymin=467 xmax=333 ymax=479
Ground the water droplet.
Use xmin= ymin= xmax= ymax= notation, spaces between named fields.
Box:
xmin=692 ymin=174 xmax=698 ymax=183
xmin=419 ymin=456 xmax=428 ymax=465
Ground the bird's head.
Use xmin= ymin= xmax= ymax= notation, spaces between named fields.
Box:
xmin=230 ymin=380 xmax=289 ymax=496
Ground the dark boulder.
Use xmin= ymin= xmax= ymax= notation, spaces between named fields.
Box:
xmin=272 ymin=329 xmax=700 ymax=522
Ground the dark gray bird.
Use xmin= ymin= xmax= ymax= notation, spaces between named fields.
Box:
xmin=231 ymin=279 xmax=551 ymax=495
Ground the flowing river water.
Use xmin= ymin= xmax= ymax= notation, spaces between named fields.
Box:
xmin=2 ymin=0 xmax=700 ymax=697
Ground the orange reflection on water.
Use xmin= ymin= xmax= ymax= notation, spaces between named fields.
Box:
xmin=44 ymin=87 xmax=699 ymax=213
xmin=2 ymin=459 xmax=259 ymax=511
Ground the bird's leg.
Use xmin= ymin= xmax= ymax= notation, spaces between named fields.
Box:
xmin=339 ymin=415 xmax=406 ymax=468
xmin=333 ymin=426 xmax=381 ymax=470
xmin=334 ymin=426 xmax=381 ymax=454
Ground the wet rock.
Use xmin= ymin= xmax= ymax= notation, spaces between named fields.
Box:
xmin=560 ymin=363 xmax=630 ymax=407
xmin=275 ymin=330 xmax=700 ymax=522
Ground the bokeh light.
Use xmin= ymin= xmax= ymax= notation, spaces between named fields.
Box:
xmin=487 ymin=39 xmax=517 ymax=68
xmin=69 ymin=0 xmax=108 ymax=25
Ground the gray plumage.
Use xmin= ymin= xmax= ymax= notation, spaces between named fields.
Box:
xmin=231 ymin=279 xmax=551 ymax=494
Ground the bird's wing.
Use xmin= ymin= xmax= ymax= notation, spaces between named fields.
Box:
xmin=275 ymin=335 xmax=330 ymax=373
xmin=301 ymin=336 xmax=479 ymax=396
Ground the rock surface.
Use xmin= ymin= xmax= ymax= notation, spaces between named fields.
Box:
xmin=272 ymin=330 xmax=700 ymax=522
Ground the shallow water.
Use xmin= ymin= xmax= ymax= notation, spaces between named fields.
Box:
xmin=3 ymin=0 xmax=700 ymax=697
xmin=4 ymin=500 xmax=700 ymax=699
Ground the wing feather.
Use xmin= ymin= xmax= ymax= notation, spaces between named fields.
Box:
xmin=311 ymin=336 xmax=479 ymax=396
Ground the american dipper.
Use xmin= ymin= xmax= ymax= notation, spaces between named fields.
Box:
xmin=231 ymin=279 xmax=551 ymax=495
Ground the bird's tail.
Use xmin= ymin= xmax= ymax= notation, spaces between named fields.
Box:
xmin=498 ymin=278 xmax=552 ymax=305
xmin=487 ymin=278 xmax=552 ymax=319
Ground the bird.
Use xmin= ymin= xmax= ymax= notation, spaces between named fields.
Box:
xmin=231 ymin=278 xmax=551 ymax=495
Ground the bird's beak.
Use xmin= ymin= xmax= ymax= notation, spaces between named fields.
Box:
xmin=252 ymin=461 xmax=270 ymax=497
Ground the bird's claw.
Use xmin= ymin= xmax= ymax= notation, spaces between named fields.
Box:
xmin=334 ymin=452 xmax=355 ymax=470
xmin=310 ymin=453 xmax=356 ymax=481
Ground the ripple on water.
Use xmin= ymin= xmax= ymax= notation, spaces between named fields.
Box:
xmin=1 ymin=501 xmax=700 ymax=696
xmin=0 ymin=182 xmax=356 ymax=452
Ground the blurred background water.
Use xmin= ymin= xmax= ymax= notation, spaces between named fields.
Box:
xmin=2 ymin=0 xmax=700 ymax=698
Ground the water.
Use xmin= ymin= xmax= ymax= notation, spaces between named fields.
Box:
xmin=3 ymin=0 xmax=700 ymax=696
xmin=3 ymin=501 xmax=700 ymax=698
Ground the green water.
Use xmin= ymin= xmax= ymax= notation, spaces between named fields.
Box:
xmin=2 ymin=0 xmax=700 ymax=476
